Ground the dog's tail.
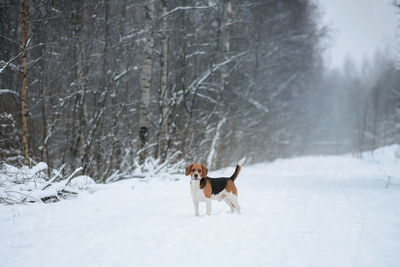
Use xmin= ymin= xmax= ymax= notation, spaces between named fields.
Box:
xmin=230 ymin=157 xmax=246 ymax=181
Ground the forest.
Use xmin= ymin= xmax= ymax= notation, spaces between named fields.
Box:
xmin=2 ymin=1 xmax=400 ymax=266
xmin=1 ymin=0 xmax=399 ymax=182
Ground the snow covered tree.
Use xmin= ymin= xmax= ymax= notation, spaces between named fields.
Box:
xmin=0 ymin=0 xmax=329 ymax=180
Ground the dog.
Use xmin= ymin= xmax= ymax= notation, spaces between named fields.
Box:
xmin=185 ymin=157 xmax=245 ymax=216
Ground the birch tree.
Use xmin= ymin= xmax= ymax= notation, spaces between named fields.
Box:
xmin=138 ymin=0 xmax=154 ymax=164
xmin=158 ymin=0 xmax=169 ymax=163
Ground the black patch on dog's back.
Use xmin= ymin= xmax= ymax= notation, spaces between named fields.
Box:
xmin=200 ymin=177 xmax=230 ymax=195
xmin=209 ymin=178 xmax=230 ymax=195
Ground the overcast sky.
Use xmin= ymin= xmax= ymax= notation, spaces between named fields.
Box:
xmin=317 ymin=0 xmax=398 ymax=70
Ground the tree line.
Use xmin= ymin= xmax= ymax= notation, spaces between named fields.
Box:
xmin=2 ymin=0 xmax=398 ymax=182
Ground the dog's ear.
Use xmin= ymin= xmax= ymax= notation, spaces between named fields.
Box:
xmin=185 ymin=164 xmax=193 ymax=176
xmin=201 ymin=164 xmax=208 ymax=178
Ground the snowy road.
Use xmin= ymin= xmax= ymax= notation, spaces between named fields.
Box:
xmin=1 ymin=150 xmax=400 ymax=267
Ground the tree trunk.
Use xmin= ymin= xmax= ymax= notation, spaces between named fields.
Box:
xmin=20 ymin=0 xmax=29 ymax=166
xmin=206 ymin=115 xmax=226 ymax=168
xmin=395 ymin=1 xmax=400 ymax=70
xmin=70 ymin=0 xmax=87 ymax=172
xmin=220 ymin=0 xmax=232 ymax=93
xmin=138 ymin=0 xmax=154 ymax=164
xmin=208 ymin=0 xmax=233 ymax=169
xmin=158 ymin=0 xmax=169 ymax=163
xmin=40 ymin=83 xmax=51 ymax=177
xmin=175 ymin=0 xmax=188 ymax=159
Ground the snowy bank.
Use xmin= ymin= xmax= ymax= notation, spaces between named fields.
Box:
xmin=0 ymin=162 xmax=95 ymax=204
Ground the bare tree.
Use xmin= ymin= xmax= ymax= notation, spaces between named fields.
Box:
xmin=20 ymin=0 xmax=30 ymax=166
xmin=394 ymin=0 xmax=400 ymax=70
xmin=207 ymin=0 xmax=233 ymax=169
xmin=138 ymin=0 xmax=155 ymax=164
xmin=158 ymin=0 xmax=169 ymax=163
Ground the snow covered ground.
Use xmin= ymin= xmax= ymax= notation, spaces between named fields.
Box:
xmin=1 ymin=146 xmax=400 ymax=267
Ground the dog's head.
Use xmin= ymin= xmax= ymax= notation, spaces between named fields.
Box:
xmin=185 ymin=163 xmax=208 ymax=180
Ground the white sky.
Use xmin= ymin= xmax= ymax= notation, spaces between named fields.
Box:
xmin=317 ymin=0 xmax=398 ymax=70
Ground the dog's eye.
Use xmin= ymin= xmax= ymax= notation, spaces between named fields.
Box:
xmin=198 ymin=169 xmax=202 ymax=172
xmin=191 ymin=169 xmax=195 ymax=172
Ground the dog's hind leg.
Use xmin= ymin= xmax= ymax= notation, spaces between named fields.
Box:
xmin=233 ymin=199 xmax=241 ymax=214
xmin=224 ymin=198 xmax=235 ymax=213
xmin=228 ymin=194 xmax=241 ymax=214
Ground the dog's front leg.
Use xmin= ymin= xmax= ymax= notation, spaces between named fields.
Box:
xmin=206 ymin=200 xmax=211 ymax=215
xmin=193 ymin=200 xmax=199 ymax=216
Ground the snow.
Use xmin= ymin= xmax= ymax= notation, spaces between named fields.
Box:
xmin=0 ymin=89 xmax=18 ymax=95
xmin=29 ymin=162 xmax=48 ymax=175
xmin=69 ymin=175 xmax=96 ymax=190
xmin=1 ymin=162 xmax=48 ymax=186
xmin=1 ymin=146 xmax=400 ymax=267
xmin=0 ymin=163 xmax=88 ymax=204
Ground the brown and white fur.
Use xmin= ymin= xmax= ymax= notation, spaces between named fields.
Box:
xmin=185 ymin=158 xmax=245 ymax=216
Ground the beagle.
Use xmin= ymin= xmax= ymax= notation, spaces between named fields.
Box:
xmin=185 ymin=157 xmax=245 ymax=216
